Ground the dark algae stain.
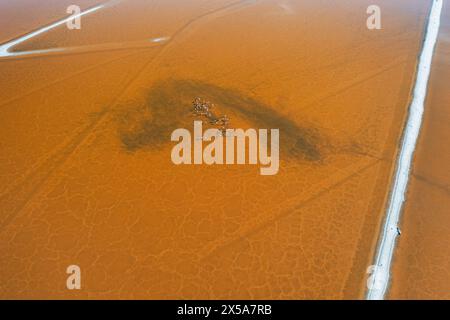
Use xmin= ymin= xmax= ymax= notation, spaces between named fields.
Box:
xmin=117 ymin=79 xmax=322 ymax=162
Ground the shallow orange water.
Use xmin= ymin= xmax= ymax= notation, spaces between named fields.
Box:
xmin=0 ymin=0 xmax=430 ymax=299
xmin=390 ymin=1 xmax=450 ymax=300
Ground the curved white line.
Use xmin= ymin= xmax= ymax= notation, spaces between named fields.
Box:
xmin=366 ymin=0 xmax=443 ymax=300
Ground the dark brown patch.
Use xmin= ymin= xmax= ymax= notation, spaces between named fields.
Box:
xmin=116 ymin=79 xmax=323 ymax=161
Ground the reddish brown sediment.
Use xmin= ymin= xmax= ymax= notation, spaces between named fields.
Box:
xmin=0 ymin=0 xmax=431 ymax=298
xmin=390 ymin=1 xmax=450 ymax=300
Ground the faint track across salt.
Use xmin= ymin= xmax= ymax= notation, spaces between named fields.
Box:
xmin=0 ymin=0 xmax=257 ymax=231
xmin=366 ymin=0 xmax=443 ymax=300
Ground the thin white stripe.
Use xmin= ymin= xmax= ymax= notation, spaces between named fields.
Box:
xmin=0 ymin=4 xmax=105 ymax=57
xmin=367 ymin=0 xmax=443 ymax=300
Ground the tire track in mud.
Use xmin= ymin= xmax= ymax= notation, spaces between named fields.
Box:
xmin=0 ymin=40 xmax=165 ymax=61
xmin=0 ymin=0 xmax=258 ymax=231
xmin=0 ymin=49 xmax=148 ymax=109
xmin=0 ymin=0 xmax=254 ymax=105
xmin=0 ymin=109 xmax=108 ymax=229
xmin=187 ymin=54 xmax=410 ymax=272
xmin=300 ymin=58 xmax=407 ymax=114
xmin=199 ymin=159 xmax=381 ymax=262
